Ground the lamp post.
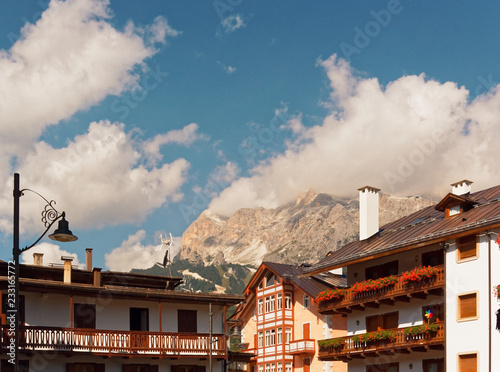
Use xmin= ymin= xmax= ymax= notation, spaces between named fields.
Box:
xmin=11 ymin=173 xmax=77 ymax=372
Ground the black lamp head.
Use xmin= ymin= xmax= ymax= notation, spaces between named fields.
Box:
xmin=49 ymin=212 xmax=78 ymax=242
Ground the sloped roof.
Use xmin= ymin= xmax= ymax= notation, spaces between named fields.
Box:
xmin=303 ymin=184 xmax=500 ymax=276
xmin=245 ymin=261 xmax=346 ymax=299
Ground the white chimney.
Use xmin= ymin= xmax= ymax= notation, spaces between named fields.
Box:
xmin=61 ymin=256 xmax=74 ymax=284
xmin=33 ymin=253 xmax=44 ymax=266
xmin=358 ymin=186 xmax=380 ymax=240
xmin=451 ymin=180 xmax=472 ymax=195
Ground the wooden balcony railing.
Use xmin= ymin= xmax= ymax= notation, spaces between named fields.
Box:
xmin=288 ymin=339 xmax=315 ymax=355
xmin=0 ymin=325 xmax=227 ymax=358
xmin=318 ymin=265 xmax=444 ymax=314
xmin=318 ymin=323 xmax=445 ymax=361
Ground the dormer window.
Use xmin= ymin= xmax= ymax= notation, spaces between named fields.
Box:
xmin=449 ymin=205 xmax=461 ymax=217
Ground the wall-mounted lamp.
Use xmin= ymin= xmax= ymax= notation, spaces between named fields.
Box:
xmin=409 ymin=363 xmax=413 ymax=370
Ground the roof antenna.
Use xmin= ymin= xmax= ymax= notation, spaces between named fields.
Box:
xmin=160 ymin=233 xmax=173 ymax=273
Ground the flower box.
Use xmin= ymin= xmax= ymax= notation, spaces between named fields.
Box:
xmin=317 ymin=288 xmax=346 ymax=304
xmin=350 ymin=276 xmax=397 ymax=297
xmin=400 ymin=266 xmax=438 ymax=285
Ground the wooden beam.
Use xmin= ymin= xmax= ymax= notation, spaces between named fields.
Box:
xmin=411 ymin=346 xmax=428 ymax=352
xmin=394 ymin=348 xmax=411 ymax=354
xmin=364 ymin=302 xmax=380 ymax=309
xmin=428 ymin=344 xmax=444 ymax=350
xmin=378 ymin=299 xmax=395 ymax=306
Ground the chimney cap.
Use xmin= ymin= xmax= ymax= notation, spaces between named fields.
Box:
xmin=85 ymin=248 xmax=93 ymax=252
xmin=61 ymin=256 xmax=74 ymax=262
xmin=358 ymin=186 xmax=381 ymax=193
xmin=450 ymin=179 xmax=473 ymax=187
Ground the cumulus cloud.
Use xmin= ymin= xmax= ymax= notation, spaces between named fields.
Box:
xmin=21 ymin=242 xmax=82 ymax=268
xmin=0 ymin=0 xmax=178 ymax=186
xmin=0 ymin=121 xmax=190 ymax=234
xmin=105 ymin=229 xmax=181 ymax=271
xmin=143 ymin=123 xmax=208 ymax=165
xmin=209 ymin=54 xmax=500 ymax=216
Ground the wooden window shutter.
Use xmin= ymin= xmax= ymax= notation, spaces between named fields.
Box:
xmin=95 ymin=364 xmax=105 ymax=372
xmin=383 ymin=312 xmax=399 ymax=330
xmin=458 ymin=235 xmax=477 ymax=260
xmin=459 ymin=353 xmax=477 ymax=372
xmin=459 ymin=293 xmax=477 ymax=319
xmin=123 ymin=366 xmax=132 ymax=372
xmin=149 ymin=366 xmax=159 ymax=372
xmin=74 ymin=303 xmax=96 ymax=329
xmin=66 ymin=364 xmax=76 ymax=372
xmin=178 ymin=310 xmax=197 ymax=332
xmin=366 ymin=315 xmax=379 ymax=332
xmin=303 ymin=323 xmax=310 ymax=339
xmin=171 ymin=366 xmax=180 ymax=372
xmin=196 ymin=366 xmax=206 ymax=372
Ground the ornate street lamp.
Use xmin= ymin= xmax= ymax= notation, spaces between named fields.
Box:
xmin=10 ymin=173 xmax=77 ymax=372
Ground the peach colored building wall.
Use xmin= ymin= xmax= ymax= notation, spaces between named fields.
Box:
xmin=293 ymin=288 xmax=347 ymax=372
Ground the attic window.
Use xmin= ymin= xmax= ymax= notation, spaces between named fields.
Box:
xmin=265 ymin=273 xmax=275 ymax=287
xmin=449 ymin=205 xmax=461 ymax=217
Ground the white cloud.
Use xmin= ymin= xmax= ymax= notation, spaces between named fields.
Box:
xmin=0 ymin=0 xmax=179 ymax=188
xmin=209 ymin=54 xmax=500 ymax=216
xmin=220 ymin=14 xmax=246 ymax=34
xmin=104 ymin=229 xmax=180 ymax=271
xmin=21 ymin=242 xmax=82 ymax=268
xmin=217 ymin=61 xmax=237 ymax=74
xmin=143 ymin=123 xmax=207 ymax=165
xmin=0 ymin=121 xmax=190 ymax=234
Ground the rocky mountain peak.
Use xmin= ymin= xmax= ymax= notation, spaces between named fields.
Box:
xmin=176 ymin=190 xmax=434 ymax=267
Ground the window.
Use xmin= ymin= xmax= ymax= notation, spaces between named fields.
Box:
xmin=258 ymin=366 xmax=263 ymax=372
xmin=285 ymin=293 xmax=292 ymax=309
xmin=270 ymin=295 xmax=275 ymax=311
xmin=265 ymin=297 xmax=270 ymax=313
xmin=303 ymin=295 xmax=310 ymax=309
xmin=458 ymin=353 xmax=477 ymax=372
xmin=423 ymin=358 xmax=444 ymax=372
xmin=258 ymin=332 xmax=263 ymax=347
xmin=270 ymin=364 xmax=275 ymax=372
xmin=285 ymin=327 xmax=292 ymax=344
xmin=258 ymin=299 xmax=263 ymax=314
xmin=66 ymin=363 xmax=105 ymax=372
xmin=458 ymin=235 xmax=477 ymax=261
xmin=366 ymin=312 xmax=399 ymax=332
xmin=178 ymin=310 xmax=197 ymax=332
xmin=270 ymin=329 xmax=275 ymax=345
xmin=277 ymin=363 xmax=282 ymax=372
xmin=276 ymin=277 xmax=281 ymax=284
xmin=265 ymin=330 xmax=270 ymax=346
xmin=422 ymin=304 xmax=444 ymax=323
xmin=123 ymin=365 xmax=159 ymax=372
xmin=277 ymin=293 xmax=282 ymax=310
xmin=458 ymin=293 xmax=478 ymax=320
xmin=277 ymin=327 xmax=282 ymax=344
xmin=422 ymin=250 xmax=444 ymax=267
xmin=130 ymin=308 xmax=149 ymax=331
xmin=171 ymin=366 xmax=205 ymax=372
xmin=285 ymin=362 xmax=292 ymax=372
xmin=265 ymin=272 xmax=275 ymax=287
xmin=74 ymin=303 xmax=96 ymax=329
xmin=265 ymin=364 xmax=270 ymax=372
xmin=258 ymin=281 xmax=263 ymax=290
xmin=365 ymin=260 xmax=398 ymax=280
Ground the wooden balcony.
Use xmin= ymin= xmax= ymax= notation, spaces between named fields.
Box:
xmin=288 ymin=339 xmax=315 ymax=355
xmin=0 ymin=325 xmax=228 ymax=358
xmin=318 ymin=265 xmax=444 ymax=314
xmin=318 ymin=323 xmax=444 ymax=361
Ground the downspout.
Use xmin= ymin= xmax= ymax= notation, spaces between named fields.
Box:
xmin=209 ymin=302 xmax=213 ymax=372
xmin=486 ymin=231 xmax=495 ymax=372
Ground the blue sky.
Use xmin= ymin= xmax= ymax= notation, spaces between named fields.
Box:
xmin=1 ymin=0 xmax=500 ymax=271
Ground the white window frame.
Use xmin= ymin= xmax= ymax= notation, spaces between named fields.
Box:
xmin=258 ymin=332 xmax=263 ymax=347
xmin=277 ymin=327 xmax=282 ymax=344
xmin=265 ymin=297 xmax=270 ymax=313
xmin=285 ymin=293 xmax=292 ymax=309
xmin=285 ymin=327 xmax=292 ymax=344
xmin=258 ymin=298 xmax=263 ymax=315
xmin=277 ymin=363 xmax=282 ymax=372
xmin=277 ymin=293 xmax=282 ymax=310
xmin=270 ymin=329 xmax=275 ymax=345
xmin=303 ymin=295 xmax=310 ymax=309
xmin=265 ymin=330 xmax=270 ymax=346
xmin=285 ymin=362 xmax=292 ymax=372
xmin=270 ymin=295 xmax=275 ymax=312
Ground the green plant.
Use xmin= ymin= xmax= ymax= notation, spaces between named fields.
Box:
xmin=317 ymin=288 xmax=346 ymax=303
xmin=318 ymin=337 xmax=345 ymax=348
xmin=400 ymin=265 xmax=438 ymax=285
xmin=403 ymin=323 xmax=439 ymax=336
xmin=351 ymin=330 xmax=397 ymax=343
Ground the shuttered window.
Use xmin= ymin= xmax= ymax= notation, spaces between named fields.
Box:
xmin=366 ymin=312 xmax=399 ymax=332
xmin=458 ymin=235 xmax=477 ymax=261
xmin=178 ymin=309 xmax=197 ymax=332
xmin=74 ymin=303 xmax=96 ymax=329
xmin=458 ymin=353 xmax=477 ymax=372
xmin=458 ymin=293 xmax=477 ymax=320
